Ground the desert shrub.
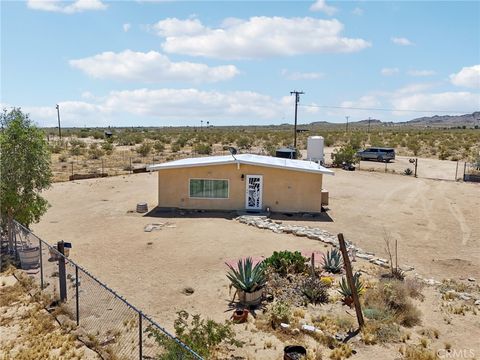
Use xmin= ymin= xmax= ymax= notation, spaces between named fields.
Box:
xmin=101 ymin=142 xmax=114 ymax=155
xmin=323 ymin=249 xmax=343 ymax=274
xmin=404 ymin=168 xmax=413 ymax=176
xmin=87 ymin=143 xmax=104 ymax=159
xmin=91 ymin=131 xmax=103 ymax=139
xmin=136 ymin=141 xmax=152 ymax=157
xmin=194 ymin=143 xmax=212 ymax=155
xmin=361 ymin=320 xmax=400 ymax=344
xmin=301 ymin=277 xmax=329 ymax=304
xmin=264 ymin=250 xmax=308 ymax=275
xmin=399 ymin=344 xmax=438 ymax=360
xmin=364 ymin=280 xmax=421 ymax=327
xmin=69 ymin=145 xmax=84 ymax=156
xmin=49 ymin=140 xmax=65 ymax=153
xmin=153 ymin=141 xmax=165 ymax=153
xmin=331 ymin=144 xmax=358 ymax=166
xmin=175 ymin=136 xmax=189 ymax=148
xmin=58 ymin=153 xmax=68 ymax=162
xmin=146 ymin=310 xmax=242 ymax=359
xmin=268 ymin=301 xmax=292 ymax=328
xmin=237 ymin=137 xmax=252 ymax=149
xmin=69 ymin=139 xmax=86 ymax=148
xmin=171 ymin=143 xmax=181 ymax=152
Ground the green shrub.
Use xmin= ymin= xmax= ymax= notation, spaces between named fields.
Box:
xmin=88 ymin=144 xmax=105 ymax=159
xmin=264 ymin=250 xmax=308 ymax=275
xmin=153 ymin=141 xmax=165 ymax=153
xmin=323 ymin=249 xmax=343 ymax=274
xmin=136 ymin=141 xmax=152 ymax=157
xmin=331 ymin=144 xmax=358 ymax=166
xmin=226 ymin=257 xmax=266 ymax=293
xmin=171 ymin=143 xmax=181 ymax=153
xmin=338 ymin=272 xmax=364 ymax=303
xmin=194 ymin=143 xmax=212 ymax=155
xmin=101 ymin=142 xmax=114 ymax=155
xmin=146 ymin=310 xmax=242 ymax=359
xmin=268 ymin=301 xmax=292 ymax=328
xmin=301 ymin=277 xmax=329 ymax=304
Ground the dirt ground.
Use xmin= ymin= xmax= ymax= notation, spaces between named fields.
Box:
xmin=31 ymin=161 xmax=480 ymax=358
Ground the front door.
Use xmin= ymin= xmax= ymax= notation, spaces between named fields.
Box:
xmin=245 ymin=175 xmax=263 ymax=211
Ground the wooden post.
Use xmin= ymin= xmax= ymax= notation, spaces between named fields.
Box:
xmin=414 ymin=158 xmax=418 ymax=178
xmin=338 ymin=233 xmax=364 ymax=329
xmin=455 ymin=160 xmax=459 ymax=181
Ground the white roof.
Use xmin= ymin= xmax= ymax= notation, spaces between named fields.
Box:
xmin=147 ymin=154 xmax=334 ymax=175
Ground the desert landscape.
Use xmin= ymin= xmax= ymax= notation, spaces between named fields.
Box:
xmin=25 ymin=158 xmax=479 ymax=359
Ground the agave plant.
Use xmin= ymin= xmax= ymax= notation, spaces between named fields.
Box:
xmin=338 ymin=272 xmax=364 ymax=306
xmin=322 ymin=249 xmax=343 ymax=274
xmin=226 ymin=257 xmax=266 ymax=293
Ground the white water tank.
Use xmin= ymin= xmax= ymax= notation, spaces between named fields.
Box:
xmin=307 ymin=136 xmax=324 ymax=164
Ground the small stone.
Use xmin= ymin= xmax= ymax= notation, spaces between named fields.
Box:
xmin=474 ymin=300 xmax=480 ymax=306
xmin=356 ymin=253 xmax=374 ymax=260
xmin=468 ymin=277 xmax=476 ymax=282
xmin=301 ymin=324 xmax=316 ymax=332
xmin=274 ymin=220 xmax=282 ymax=225
xmin=280 ymin=323 xmax=290 ymax=329
xmin=458 ymin=293 xmax=471 ymax=301
xmin=181 ymin=287 xmax=195 ymax=296
xmin=291 ymin=328 xmax=300 ymax=335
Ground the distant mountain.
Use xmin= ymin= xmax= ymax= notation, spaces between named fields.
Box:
xmin=308 ymin=112 xmax=480 ymax=127
xmin=403 ymin=112 xmax=480 ymax=126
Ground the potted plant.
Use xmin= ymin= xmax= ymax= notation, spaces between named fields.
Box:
xmin=18 ymin=246 xmax=40 ymax=270
xmin=226 ymin=257 xmax=266 ymax=306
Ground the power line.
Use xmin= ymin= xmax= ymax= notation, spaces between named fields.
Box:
xmin=298 ymin=103 xmax=474 ymax=114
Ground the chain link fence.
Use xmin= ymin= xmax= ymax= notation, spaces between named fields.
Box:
xmin=9 ymin=220 xmax=203 ymax=360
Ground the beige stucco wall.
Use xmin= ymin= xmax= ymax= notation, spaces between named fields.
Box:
xmin=157 ymin=163 xmax=324 ymax=213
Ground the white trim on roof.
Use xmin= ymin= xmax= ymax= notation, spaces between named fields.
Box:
xmin=147 ymin=154 xmax=334 ymax=175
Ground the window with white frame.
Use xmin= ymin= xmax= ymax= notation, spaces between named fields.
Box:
xmin=189 ymin=179 xmax=229 ymax=199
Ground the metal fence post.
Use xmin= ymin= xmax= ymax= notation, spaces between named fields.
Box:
xmin=139 ymin=312 xmax=143 ymax=360
xmin=58 ymin=240 xmax=67 ymax=302
xmin=39 ymin=238 xmax=44 ymax=289
xmin=75 ymin=265 xmax=79 ymax=326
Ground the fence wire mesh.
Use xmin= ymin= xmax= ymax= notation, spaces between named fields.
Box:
xmin=9 ymin=220 xmax=202 ymax=360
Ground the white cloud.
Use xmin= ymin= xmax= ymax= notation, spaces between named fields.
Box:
xmin=381 ymin=67 xmax=399 ymax=76
xmin=352 ymin=7 xmax=364 ymax=16
xmin=69 ymin=50 xmax=239 ymax=83
xmin=391 ymin=92 xmax=480 ymax=115
xmin=407 ymin=69 xmax=436 ymax=77
xmin=153 ymin=17 xmax=371 ymax=59
xmin=20 ymin=89 xmax=296 ymax=126
xmin=450 ymin=65 xmax=480 ymax=89
xmin=309 ymin=0 xmax=337 ymax=15
xmin=27 ymin=0 xmax=107 ymax=14
xmin=123 ymin=23 xmax=131 ymax=32
xmin=281 ymin=69 xmax=324 ymax=80
xmin=391 ymin=37 xmax=413 ymax=46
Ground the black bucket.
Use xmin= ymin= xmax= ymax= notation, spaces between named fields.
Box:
xmin=284 ymin=345 xmax=307 ymax=360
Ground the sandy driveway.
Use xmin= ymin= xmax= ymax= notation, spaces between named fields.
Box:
xmin=32 ymin=169 xmax=479 ymax=328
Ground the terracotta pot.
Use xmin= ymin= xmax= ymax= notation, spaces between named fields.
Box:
xmin=237 ymin=288 xmax=263 ymax=306
xmin=231 ymin=309 xmax=249 ymax=323
xmin=343 ymin=296 xmax=354 ymax=308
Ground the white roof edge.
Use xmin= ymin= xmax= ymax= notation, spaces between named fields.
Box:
xmin=147 ymin=154 xmax=334 ymax=175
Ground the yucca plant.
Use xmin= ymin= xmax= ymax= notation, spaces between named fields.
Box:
xmin=338 ymin=272 xmax=364 ymax=307
xmin=226 ymin=258 xmax=266 ymax=293
xmin=323 ymin=249 xmax=343 ymax=274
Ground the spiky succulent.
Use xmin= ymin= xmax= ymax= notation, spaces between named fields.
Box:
xmin=323 ymin=249 xmax=343 ymax=274
xmin=226 ymin=258 xmax=266 ymax=293
xmin=338 ymin=272 xmax=364 ymax=299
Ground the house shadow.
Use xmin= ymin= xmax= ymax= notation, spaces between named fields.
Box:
xmin=144 ymin=207 xmax=334 ymax=222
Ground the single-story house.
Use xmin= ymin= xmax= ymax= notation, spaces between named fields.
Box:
xmin=147 ymin=154 xmax=334 ymax=213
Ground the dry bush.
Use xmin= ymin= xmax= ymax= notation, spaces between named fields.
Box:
xmin=364 ymin=280 xmax=422 ymax=327
xmin=361 ymin=320 xmax=400 ymax=344
xmin=399 ymin=344 xmax=438 ymax=360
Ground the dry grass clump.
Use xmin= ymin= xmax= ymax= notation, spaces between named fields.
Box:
xmin=329 ymin=344 xmax=353 ymax=360
xmin=364 ymin=279 xmax=422 ymax=327
xmin=0 ymin=282 xmax=25 ymax=307
xmin=399 ymin=344 xmax=438 ymax=359
xmin=360 ymin=320 xmax=400 ymax=345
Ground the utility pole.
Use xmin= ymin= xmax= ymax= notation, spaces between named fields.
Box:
xmin=200 ymin=120 xmax=203 ymax=131
xmin=368 ymin=117 xmax=371 ymax=133
xmin=290 ymin=90 xmax=304 ymax=149
xmin=56 ymin=104 xmax=62 ymax=140
xmin=345 ymin=116 xmax=350 ymax=132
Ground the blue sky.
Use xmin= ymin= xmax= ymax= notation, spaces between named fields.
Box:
xmin=1 ymin=0 xmax=479 ymax=127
